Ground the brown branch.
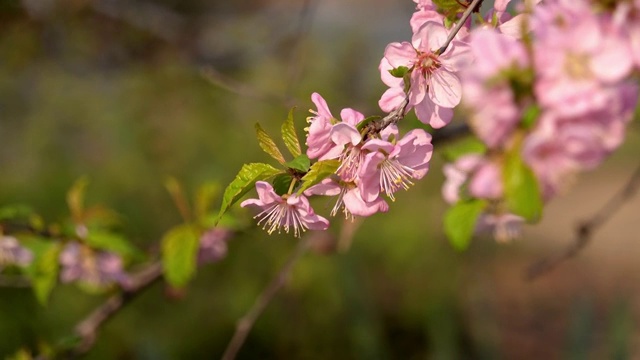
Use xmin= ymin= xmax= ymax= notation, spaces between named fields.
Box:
xmin=220 ymin=237 xmax=311 ymax=360
xmin=431 ymin=122 xmax=471 ymax=145
xmin=525 ymin=163 xmax=640 ymax=280
xmin=69 ymin=261 xmax=163 ymax=356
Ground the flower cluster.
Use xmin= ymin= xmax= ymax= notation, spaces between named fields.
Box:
xmin=241 ymin=93 xmax=433 ymax=237
xmin=231 ymin=0 xmax=639 ymax=246
xmin=443 ymin=0 xmax=639 ymax=241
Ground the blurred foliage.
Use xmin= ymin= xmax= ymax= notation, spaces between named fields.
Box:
xmin=0 ymin=0 xmax=638 ymax=359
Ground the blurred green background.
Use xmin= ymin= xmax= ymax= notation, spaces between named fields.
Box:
xmin=1 ymin=0 xmax=640 ymax=358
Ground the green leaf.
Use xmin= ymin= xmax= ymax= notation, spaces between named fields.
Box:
xmin=195 ymin=182 xmax=221 ymax=219
xmin=161 ymin=224 xmax=200 ymax=287
xmin=272 ymin=173 xmax=294 ymax=196
xmin=503 ymin=150 xmax=543 ymax=222
xmin=164 ymin=177 xmax=192 ymax=221
xmin=84 ymin=231 xmax=142 ymax=260
xmin=356 ymin=116 xmax=382 ymax=132
xmin=444 ymin=199 xmax=487 ymax=251
xmin=27 ymin=241 xmax=62 ymax=305
xmin=285 ymin=154 xmax=311 ymax=172
xmin=388 ymin=66 xmax=410 ymax=78
xmin=281 ymin=108 xmax=302 ymax=158
xmin=255 ymin=123 xmax=286 ymax=165
xmin=297 ymin=159 xmax=340 ymax=194
xmin=67 ymin=177 xmax=89 ymax=222
xmin=217 ymin=163 xmax=283 ymax=222
xmin=441 ymin=137 xmax=487 ymax=162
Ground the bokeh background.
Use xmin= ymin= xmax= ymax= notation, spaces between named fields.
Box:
xmin=1 ymin=0 xmax=640 ymax=358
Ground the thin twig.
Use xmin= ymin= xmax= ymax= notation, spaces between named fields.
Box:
xmin=221 ymin=238 xmax=311 ymax=360
xmin=69 ymin=261 xmax=163 ymax=355
xmin=436 ymin=0 xmax=483 ymax=55
xmin=525 ymin=163 xmax=640 ymax=280
xmin=201 ymin=67 xmax=288 ymax=104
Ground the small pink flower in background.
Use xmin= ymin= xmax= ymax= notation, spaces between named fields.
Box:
xmin=475 ymin=213 xmax=524 ymax=243
xmin=306 ymin=93 xmax=335 ymax=160
xmin=442 ymin=154 xmax=482 ymax=204
xmin=0 ymin=236 xmax=33 ymax=270
xmin=359 ymin=129 xmax=433 ymax=202
xmin=462 ymin=28 xmax=529 ymax=148
xmin=380 ymin=22 xmax=471 ymax=128
xmin=198 ymin=228 xmax=232 ymax=264
xmin=241 ymin=181 xmax=329 ymax=237
xmin=442 ymin=154 xmax=503 ymax=204
xmin=59 ymin=242 xmax=129 ymax=288
xmin=305 ymin=178 xmax=389 ymax=219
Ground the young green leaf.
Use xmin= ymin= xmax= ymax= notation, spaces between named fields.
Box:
xmin=194 ymin=182 xmax=221 ymax=219
xmin=388 ymin=66 xmax=410 ymax=78
xmin=285 ymin=154 xmax=311 ymax=172
xmin=444 ymin=199 xmax=487 ymax=251
xmin=161 ymin=224 xmax=200 ymax=287
xmin=165 ymin=177 xmax=192 ymax=222
xmin=0 ymin=204 xmax=35 ymax=222
xmin=27 ymin=241 xmax=62 ymax=305
xmin=217 ymin=163 xmax=283 ymax=221
xmin=297 ymin=159 xmax=340 ymax=194
xmin=281 ymin=108 xmax=302 ymax=158
xmin=255 ymin=123 xmax=286 ymax=164
xmin=84 ymin=231 xmax=143 ymax=260
xmin=503 ymin=150 xmax=543 ymax=222
xmin=67 ymin=177 xmax=89 ymax=223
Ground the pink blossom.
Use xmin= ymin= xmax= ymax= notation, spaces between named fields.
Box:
xmin=380 ymin=22 xmax=471 ymax=128
xmin=241 ymin=181 xmax=329 ymax=237
xmin=410 ymin=0 xmax=443 ymax=34
xmin=523 ymin=82 xmax=638 ymax=199
xmin=306 ymin=93 xmax=335 ymax=160
xmin=475 ymin=213 xmax=524 ymax=243
xmin=59 ymin=242 xmax=129 ymax=288
xmin=442 ymin=154 xmax=503 ymax=204
xmin=462 ymin=28 xmax=529 ymax=148
xmin=359 ymin=129 xmax=433 ymax=201
xmin=533 ymin=0 xmax=633 ymax=118
xmin=0 ymin=236 xmax=33 ymax=269
xmin=442 ymin=154 xmax=482 ymax=204
xmin=305 ymin=178 xmax=389 ymax=219
xmin=198 ymin=228 xmax=232 ymax=264
xmin=326 ymin=108 xmax=367 ymax=181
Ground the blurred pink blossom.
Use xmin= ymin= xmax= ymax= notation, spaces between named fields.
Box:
xmin=0 ymin=236 xmax=33 ymax=270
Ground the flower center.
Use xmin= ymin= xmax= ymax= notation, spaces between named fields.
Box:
xmin=565 ymin=52 xmax=592 ymax=80
xmin=255 ymin=202 xmax=307 ymax=238
xmin=337 ymin=146 xmax=365 ymax=182
xmin=378 ymin=158 xmax=416 ymax=201
xmin=329 ymin=183 xmax=356 ymax=220
xmin=415 ymin=51 xmax=442 ymax=79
